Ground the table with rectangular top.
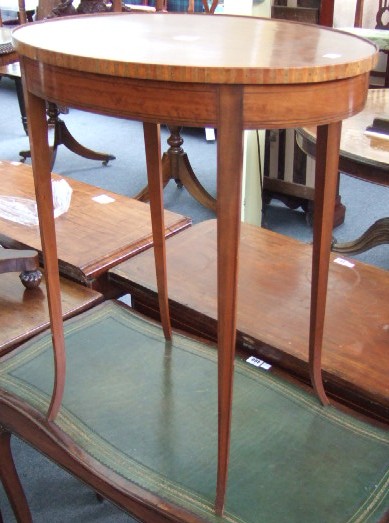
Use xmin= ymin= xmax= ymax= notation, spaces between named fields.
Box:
xmin=0 ymin=271 xmax=103 ymax=356
xmin=6 ymin=12 xmax=378 ymax=521
xmin=0 ymin=161 xmax=191 ymax=294
xmin=109 ymin=219 xmax=389 ymax=422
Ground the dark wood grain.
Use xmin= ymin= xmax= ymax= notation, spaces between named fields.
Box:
xmin=109 ymin=220 xmax=389 ymax=422
xmin=0 ymin=272 xmax=102 ymax=356
xmin=0 ymin=161 xmax=191 ymax=292
xmin=297 ymin=89 xmax=389 ymax=184
xmin=297 ymin=88 xmax=389 ymax=256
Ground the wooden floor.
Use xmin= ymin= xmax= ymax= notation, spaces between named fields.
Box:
xmin=0 ymin=161 xmax=191 ymax=294
xmin=109 ymin=219 xmax=389 ymax=422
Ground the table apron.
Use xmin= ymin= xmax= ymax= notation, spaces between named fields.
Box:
xmin=21 ymin=58 xmax=370 ymax=130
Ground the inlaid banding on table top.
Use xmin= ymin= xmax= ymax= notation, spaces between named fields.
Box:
xmin=13 ymin=13 xmax=378 ymax=85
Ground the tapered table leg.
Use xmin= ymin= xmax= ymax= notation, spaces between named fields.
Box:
xmin=143 ymin=122 xmax=172 ymax=341
xmin=214 ymin=85 xmax=244 ymax=516
xmin=309 ymin=121 xmax=342 ymax=406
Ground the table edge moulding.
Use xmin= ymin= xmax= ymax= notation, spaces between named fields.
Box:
xmin=7 ymin=12 xmax=379 ymax=520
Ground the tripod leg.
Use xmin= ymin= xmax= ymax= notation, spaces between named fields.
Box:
xmin=54 ymin=119 xmax=116 ymax=166
xmin=20 ymin=103 xmax=116 ymax=167
xmin=135 ymin=126 xmax=216 ymax=210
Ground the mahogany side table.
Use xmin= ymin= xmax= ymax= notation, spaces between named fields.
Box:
xmin=10 ymin=12 xmax=377 ymax=518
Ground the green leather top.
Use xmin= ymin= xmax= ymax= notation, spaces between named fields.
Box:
xmin=1 ymin=301 xmax=388 ymax=522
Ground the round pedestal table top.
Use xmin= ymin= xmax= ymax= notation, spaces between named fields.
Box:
xmin=12 ymin=12 xmax=378 ymax=85
xmin=299 ymin=88 xmax=388 ymax=178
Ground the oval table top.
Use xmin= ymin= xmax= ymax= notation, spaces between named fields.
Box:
xmin=12 ymin=12 xmax=378 ymax=85
xmin=298 ymin=88 xmax=389 ymax=182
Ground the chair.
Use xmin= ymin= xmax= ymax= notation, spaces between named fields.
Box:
xmin=368 ymin=0 xmax=389 ymax=87
xmin=334 ymin=0 xmax=389 ymax=88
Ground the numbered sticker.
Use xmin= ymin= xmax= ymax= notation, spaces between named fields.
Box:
xmin=246 ymin=356 xmax=272 ymax=371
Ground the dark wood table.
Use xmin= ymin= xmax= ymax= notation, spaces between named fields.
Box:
xmin=0 ymin=271 xmax=102 ymax=357
xmin=297 ymin=88 xmax=389 ymax=255
xmin=109 ymin=219 xmax=389 ymax=422
xmin=0 ymin=161 xmax=191 ymax=294
xmin=9 ymin=12 xmax=377 ymax=520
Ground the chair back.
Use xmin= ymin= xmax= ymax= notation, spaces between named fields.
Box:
xmin=376 ymin=0 xmax=389 ymax=29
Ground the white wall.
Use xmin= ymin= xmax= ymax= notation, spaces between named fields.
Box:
xmin=333 ymin=0 xmax=377 ymax=28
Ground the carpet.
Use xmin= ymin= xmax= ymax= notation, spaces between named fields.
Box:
xmin=1 ymin=301 xmax=388 ymax=523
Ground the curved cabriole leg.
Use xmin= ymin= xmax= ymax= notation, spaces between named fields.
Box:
xmin=0 ymin=428 xmax=32 ymax=522
xmin=310 ymin=122 xmax=342 ymax=406
xmin=23 ymin=85 xmax=66 ymax=421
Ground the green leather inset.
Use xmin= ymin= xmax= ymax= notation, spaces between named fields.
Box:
xmin=1 ymin=301 xmax=388 ymax=523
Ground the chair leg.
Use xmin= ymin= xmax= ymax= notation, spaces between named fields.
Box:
xmin=0 ymin=428 xmax=32 ymax=523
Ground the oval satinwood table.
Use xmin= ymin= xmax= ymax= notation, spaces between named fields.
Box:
xmin=10 ymin=12 xmax=377 ymax=520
